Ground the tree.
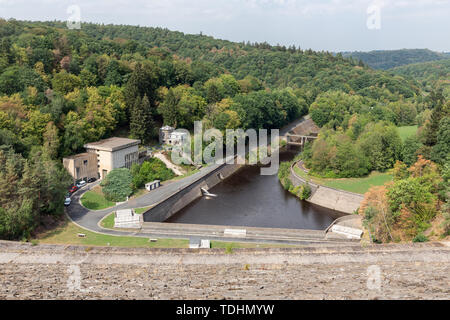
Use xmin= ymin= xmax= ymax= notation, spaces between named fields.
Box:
xmin=123 ymin=62 xmax=160 ymax=119
xmin=424 ymin=89 xmax=445 ymax=146
xmin=431 ymin=116 xmax=450 ymax=164
xmin=100 ymin=168 xmax=133 ymax=202
xmin=130 ymin=95 xmax=154 ymax=143
xmin=43 ymin=122 xmax=60 ymax=159
xmin=131 ymin=158 xmax=175 ymax=189
xmin=158 ymin=88 xmax=179 ymax=127
xmin=52 ymin=71 xmax=81 ymax=95
xmin=402 ymin=135 xmax=423 ymax=166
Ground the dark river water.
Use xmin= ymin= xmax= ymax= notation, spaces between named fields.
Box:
xmin=166 ymin=152 xmax=342 ymax=230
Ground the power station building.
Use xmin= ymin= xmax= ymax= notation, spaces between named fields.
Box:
xmin=64 ymin=137 xmax=141 ymax=182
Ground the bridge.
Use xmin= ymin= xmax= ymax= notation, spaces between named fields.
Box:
xmin=65 ymin=115 xmax=353 ymax=245
xmin=285 ymin=134 xmax=317 ymax=147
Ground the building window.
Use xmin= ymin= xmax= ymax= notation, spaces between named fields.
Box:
xmin=83 ymin=160 xmax=88 ymax=165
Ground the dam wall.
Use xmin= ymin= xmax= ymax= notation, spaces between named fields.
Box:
xmin=143 ymin=163 xmax=243 ymax=222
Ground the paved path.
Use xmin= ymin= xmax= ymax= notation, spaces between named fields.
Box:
xmin=153 ymin=152 xmax=185 ymax=176
xmin=67 ymin=162 xmax=223 ymax=237
xmin=66 ymin=115 xmax=332 ymax=244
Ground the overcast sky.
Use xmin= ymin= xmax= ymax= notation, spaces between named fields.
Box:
xmin=1 ymin=0 xmax=449 ymax=52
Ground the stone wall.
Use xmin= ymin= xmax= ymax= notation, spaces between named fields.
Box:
xmin=143 ymin=163 xmax=243 ymax=222
xmin=1 ymin=241 xmax=449 ymax=299
xmin=290 ymin=162 xmax=364 ymax=215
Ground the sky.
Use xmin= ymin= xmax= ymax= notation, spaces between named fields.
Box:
xmin=0 ymin=0 xmax=449 ymax=52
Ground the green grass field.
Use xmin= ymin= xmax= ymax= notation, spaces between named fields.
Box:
xmin=397 ymin=125 xmax=418 ymax=142
xmin=293 ymin=166 xmax=392 ymax=194
xmin=134 ymin=206 xmax=151 ymax=214
xmin=80 ymin=186 xmax=116 ymax=210
xmin=100 ymin=213 xmax=115 ymax=229
xmin=37 ymin=219 xmax=189 ymax=248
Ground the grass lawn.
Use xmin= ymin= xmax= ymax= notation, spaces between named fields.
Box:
xmin=134 ymin=206 xmax=152 ymax=214
xmin=397 ymin=125 xmax=418 ymax=142
xmin=100 ymin=213 xmax=115 ymax=229
xmin=36 ymin=219 xmax=189 ymax=248
xmin=293 ymin=166 xmax=392 ymax=194
xmin=80 ymin=186 xmax=115 ymax=210
xmin=36 ymin=218 xmax=297 ymax=249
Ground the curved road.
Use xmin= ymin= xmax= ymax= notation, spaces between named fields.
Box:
xmin=65 ymin=116 xmax=350 ymax=245
xmin=67 ymin=162 xmax=223 ymax=237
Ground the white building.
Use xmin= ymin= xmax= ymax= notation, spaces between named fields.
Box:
xmin=168 ymin=131 xmax=188 ymax=146
xmin=159 ymin=125 xmax=174 ymax=144
xmin=84 ymin=137 xmax=141 ymax=179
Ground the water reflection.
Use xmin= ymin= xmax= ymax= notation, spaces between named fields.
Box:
xmin=166 ymin=152 xmax=342 ymax=230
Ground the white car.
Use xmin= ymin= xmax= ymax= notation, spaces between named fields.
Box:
xmin=64 ymin=197 xmax=72 ymax=206
xmin=76 ymin=180 xmax=87 ymax=188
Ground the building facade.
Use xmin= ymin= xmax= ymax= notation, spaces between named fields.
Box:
xmin=63 ymin=137 xmax=141 ymax=181
xmin=159 ymin=125 xmax=174 ymax=145
xmin=63 ymin=153 xmax=98 ymax=183
xmin=84 ymin=137 xmax=141 ymax=179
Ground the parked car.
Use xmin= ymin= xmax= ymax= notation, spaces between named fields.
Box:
xmin=76 ymin=180 xmax=87 ymax=188
xmin=65 ymin=192 xmax=71 ymax=198
xmin=69 ymin=186 xmax=78 ymax=193
xmin=87 ymin=177 xmax=97 ymax=183
xmin=64 ymin=197 xmax=71 ymax=206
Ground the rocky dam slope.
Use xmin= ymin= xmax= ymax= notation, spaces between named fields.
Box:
xmin=0 ymin=240 xmax=448 ymax=299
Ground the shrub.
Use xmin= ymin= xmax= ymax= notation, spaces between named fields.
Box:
xmin=131 ymin=158 xmax=175 ymax=189
xmin=412 ymin=233 xmax=428 ymax=243
xmin=101 ymin=168 xmax=133 ymax=202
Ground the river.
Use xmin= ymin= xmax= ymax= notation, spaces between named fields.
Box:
xmin=166 ymin=152 xmax=342 ymax=230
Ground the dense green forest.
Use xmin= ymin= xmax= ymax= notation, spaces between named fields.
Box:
xmin=342 ymin=49 xmax=450 ymax=70
xmin=390 ymin=58 xmax=450 ymax=98
xmin=0 ymin=19 xmax=448 ymax=241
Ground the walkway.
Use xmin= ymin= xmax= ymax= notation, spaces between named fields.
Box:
xmin=67 ymin=162 xmax=223 ymax=236
xmin=66 ymin=115 xmax=356 ymax=244
xmin=153 ymin=152 xmax=185 ymax=176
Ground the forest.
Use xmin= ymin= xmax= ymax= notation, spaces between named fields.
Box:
xmin=0 ymin=19 xmax=448 ymax=241
xmin=342 ymin=49 xmax=450 ymax=70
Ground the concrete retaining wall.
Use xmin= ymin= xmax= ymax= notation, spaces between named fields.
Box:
xmin=143 ymin=163 xmax=243 ymax=222
xmin=290 ymin=162 xmax=364 ymax=215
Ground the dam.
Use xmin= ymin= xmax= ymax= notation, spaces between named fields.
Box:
xmin=165 ymin=152 xmax=342 ymax=230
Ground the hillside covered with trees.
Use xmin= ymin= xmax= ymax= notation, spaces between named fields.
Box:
xmin=0 ymin=19 xmax=448 ymax=241
xmin=390 ymin=58 xmax=450 ymax=98
xmin=342 ymin=49 xmax=449 ymax=70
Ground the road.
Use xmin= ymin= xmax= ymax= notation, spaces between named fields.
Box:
xmin=66 ymin=115 xmax=320 ymax=244
xmin=67 ymin=162 xmax=223 ymax=236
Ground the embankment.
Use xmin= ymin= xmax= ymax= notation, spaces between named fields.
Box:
xmin=289 ymin=162 xmax=364 ymax=214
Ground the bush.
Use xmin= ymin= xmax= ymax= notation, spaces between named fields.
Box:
xmin=131 ymin=158 xmax=175 ymax=189
xmin=412 ymin=233 xmax=428 ymax=243
xmin=101 ymin=168 xmax=133 ymax=202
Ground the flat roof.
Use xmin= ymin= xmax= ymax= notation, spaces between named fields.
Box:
xmin=63 ymin=152 xmax=94 ymax=160
xmin=84 ymin=137 xmax=140 ymax=152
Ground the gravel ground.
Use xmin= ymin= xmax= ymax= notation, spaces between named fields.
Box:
xmin=0 ymin=241 xmax=449 ymax=300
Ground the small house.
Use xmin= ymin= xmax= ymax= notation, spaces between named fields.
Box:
xmin=145 ymin=180 xmax=161 ymax=191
